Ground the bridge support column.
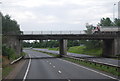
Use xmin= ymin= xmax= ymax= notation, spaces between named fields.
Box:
xmin=59 ymin=39 xmax=67 ymax=56
xmin=102 ymin=39 xmax=114 ymax=57
xmin=114 ymin=37 xmax=120 ymax=56
xmin=102 ymin=38 xmax=120 ymax=57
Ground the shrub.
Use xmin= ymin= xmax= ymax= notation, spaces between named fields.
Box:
xmin=2 ymin=45 xmax=16 ymax=60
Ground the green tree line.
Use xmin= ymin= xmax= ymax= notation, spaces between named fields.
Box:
xmin=23 ymin=40 xmax=81 ymax=48
xmin=2 ymin=15 xmax=22 ymax=35
xmin=2 ymin=14 xmax=22 ymax=60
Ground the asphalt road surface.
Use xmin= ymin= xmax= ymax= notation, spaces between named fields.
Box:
xmin=15 ymin=49 xmax=118 ymax=80
xmin=33 ymin=48 xmax=119 ymax=66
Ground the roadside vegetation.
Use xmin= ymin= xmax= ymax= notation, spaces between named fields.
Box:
xmin=68 ymin=46 xmax=102 ymax=56
xmin=48 ymin=46 xmax=102 ymax=57
xmin=2 ymin=46 xmax=26 ymax=78
xmin=2 ymin=14 xmax=24 ymax=78
xmin=2 ymin=50 xmax=26 ymax=78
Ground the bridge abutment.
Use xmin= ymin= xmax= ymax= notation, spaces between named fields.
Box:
xmin=114 ymin=37 xmax=120 ymax=56
xmin=102 ymin=37 xmax=120 ymax=57
xmin=59 ymin=39 xmax=67 ymax=56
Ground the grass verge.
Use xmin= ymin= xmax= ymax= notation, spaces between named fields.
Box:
xmin=2 ymin=52 xmax=26 ymax=78
xmin=2 ymin=66 xmax=13 ymax=78
xmin=34 ymin=49 xmax=119 ymax=76
xmin=48 ymin=46 xmax=102 ymax=57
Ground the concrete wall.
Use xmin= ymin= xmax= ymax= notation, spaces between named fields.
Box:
xmin=102 ymin=39 xmax=114 ymax=57
xmin=102 ymin=37 xmax=120 ymax=57
xmin=114 ymin=37 xmax=120 ymax=56
xmin=3 ymin=35 xmax=22 ymax=55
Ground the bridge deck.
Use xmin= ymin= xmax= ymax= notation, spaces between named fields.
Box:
xmin=17 ymin=34 xmax=118 ymax=40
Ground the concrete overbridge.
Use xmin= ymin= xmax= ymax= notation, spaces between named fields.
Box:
xmin=5 ymin=31 xmax=120 ymax=57
xmin=18 ymin=34 xmax=117 ymax=40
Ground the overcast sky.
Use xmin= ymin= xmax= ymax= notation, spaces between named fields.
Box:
xmin=1 ymin=0 xmax=119 ymax=31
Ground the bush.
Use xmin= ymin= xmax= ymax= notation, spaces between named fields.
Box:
xmin=2 ymin=45 xmax=10 ymax=56
xmin=2 ymin=45 xmax=16 ymax=60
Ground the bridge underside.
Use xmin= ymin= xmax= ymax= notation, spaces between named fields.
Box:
xmin=5 ymin=34 xmax=119 ymax=57
xmin=18 ymin=34 xmax=116 ymax=40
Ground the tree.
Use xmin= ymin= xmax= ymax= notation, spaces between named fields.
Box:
xmin=85 ymin=23 xmax=95 ymax=34
xmin=2 ymin=15 xmax=21 ymax=35
xmin=2 ymin=14 xmax=22 ymax=59
xmin=100 ymin=18 xmax=113 ymax=26
xmin=114 ymin=18 xmax=120 ymax=26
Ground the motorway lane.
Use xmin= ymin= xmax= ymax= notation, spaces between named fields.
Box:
xmin=23 ymin=49 xmax=117 ymax=80
xmin=33 ymin=48 xmax=119 ymax=66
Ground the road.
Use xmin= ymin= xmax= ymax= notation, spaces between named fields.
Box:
xmin=33 ymin=48 xmax=119 ymax=66
xmin=15 ymin=49 xmax=118 ymax=80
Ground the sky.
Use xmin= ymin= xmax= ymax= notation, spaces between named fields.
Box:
xmin=1 ymin=0 xmax=119 ymax=31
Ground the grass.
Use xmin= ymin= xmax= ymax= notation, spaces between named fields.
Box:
xmin=48 ymin=46 xmax=102 ymax=56
xmin=2 ymin=56 xmax=12 ymax=78
xmin=34 ymin=49 xmax=119 ymax=76
xmin=2 ymin=52 xmax=26 ymax=78
xmin=68 ymin=46 xmax=102 ymax=56
xmin=20 ymin=52 xmax=26 ymax=57
xmin=68 ymin=46 xmax=85 ymax=54
xmin=2 ymin=66 xmax=13 ymax=78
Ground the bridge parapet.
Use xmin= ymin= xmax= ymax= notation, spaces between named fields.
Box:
xmin=22 ymin=31 xmax=86 ymax=35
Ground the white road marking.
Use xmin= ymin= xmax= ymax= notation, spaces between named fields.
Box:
xmin=23 ymin=54 xmax=31 ymax=81
xmin=58 ymin=58 xmax=118 ymax=80
xmin=58 ymin=70 xmax=62 ymax=74
xmin=49 ymin=63 xmax=51 ymax=65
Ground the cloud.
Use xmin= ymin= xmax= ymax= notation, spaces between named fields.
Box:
xmin=1 ymin=0 xmax=119 ymax=31
xmin=9 ymin=0 xmax=66 ymax=8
